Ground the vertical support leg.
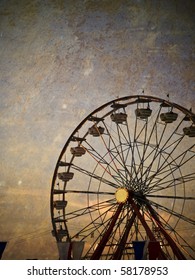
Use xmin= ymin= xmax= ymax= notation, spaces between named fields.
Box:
xmin=112 ymin=212 xmax=136 ymax=259
xmin=146 ymin=202 xmax=186 ymax=260
xmin=129 ymin=196 xmax=166 ymax=259
xmin=91 ymin=203 xmax=123 ymax=260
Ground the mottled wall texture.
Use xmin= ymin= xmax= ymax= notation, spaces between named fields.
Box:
xmin=0 ymin=0 xmax=194 ymax=259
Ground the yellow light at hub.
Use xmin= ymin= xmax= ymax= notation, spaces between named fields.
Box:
xmin=115 ymin=188 xmax=129 ymax=203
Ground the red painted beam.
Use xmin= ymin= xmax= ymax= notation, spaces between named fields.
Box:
xmin=128 ymin=196 xmax=166 ymax=259
xmin=146 ymin=202 xmax=186 ymax=260
xmin=91 ymin=203 xmax=123 ymax=260
xmin=128 ymin=196 xmax=156 ymax=241
xmin=112 ymin=211 xmax=137 ymax=259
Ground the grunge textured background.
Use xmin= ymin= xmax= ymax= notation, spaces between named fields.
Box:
xmin=0 ymin=0 xmax=194 ymax=259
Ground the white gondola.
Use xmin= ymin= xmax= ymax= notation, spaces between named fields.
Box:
xmin=88 ymin=126 xmax=104 ymax=137
xmin=58 ymin=172 xmax=74 ymax=181
xmin=160 ymin=112 xmax=178 ymax=123
xmin=183 ymin=126 xmax=195 ymax=137
xmin=111 ymin=113 xmax=127 ymax=124
xmin=72 ymin=241 xmax=85 ymax=260
xmin=135 ymin=108 xmax=152 ymax=119
xmin=53 ymin=200 xmax=67 ymax=210
xmin=57 ymin=241 xmax=71 ymax=259
xmin=70 ymin=146 xmax=86 ymax=157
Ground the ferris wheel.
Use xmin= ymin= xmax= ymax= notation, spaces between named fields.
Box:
xmin=50 ymin=95 xmax=195 ymax=260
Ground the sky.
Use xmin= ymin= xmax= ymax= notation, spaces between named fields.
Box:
xmin=0 ymin=0 xmax=195 ymax=259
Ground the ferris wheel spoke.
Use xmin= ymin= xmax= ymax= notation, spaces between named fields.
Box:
xmin=144 ymin=210 xmax=187 ymax=259
xmin=146 ymin=147 xmax=195 ymax=192
xmin=71 ymin=203 xmax=118 ymax=239
xmin=65 ymin=198 xmax=116 ymax=221
xmin=64 ymin=190 xmax=115 ymax=195
xmin=135 ymin=112 xmax=164 ymax=187
xmin=169 ymin=233 xmax=195 ymax=258
xmin=136 ymin=123 xmax=167 ymax=184
xmin=142 ymin=117 xmax=185 ymax=184
xmin=105 ymin=119 xmax=138 ymax=185
xmin=116 ymin=123 xmax=132 ymax=163
xmin=145 ymin=136 xmax=184 ymax=186
xmin=146 ymin=146 xmax=195 ymax=190
xmin=101 ymin=120 xmax=132 ymax=185
xmin=80 ymin=143 xmax=116 ymax=178
xmin=141 ymin=105 xmax=162 ymax=153
xmin=146 ymin=194 xmax=195 ymax=200
xmin=162 ymin=135 xmax=184 ymax=153
xmin=169 ymin=229 xmax=195 ymax=257
xmin=144 ymin=205 xmax=195 ymax=258
xmin=84 ymin=212 xmax=121 ymax=258
xmin=128 ymin=107 xmax=141 ymax=184
xmin=83 ymin=139 xmax=126 ymax=185
xmin=137 ymin=121 xmax=150 ymax=180
xmin=113 ymin=118 xmax=139 ymax=182
xmin=146 ymin=208 xmax=195 ymax=259
xmin=148 ymin=199 xmax=195 ymax=226
xmin=114 ymin=125 xmax=132 ymax=183
xmin=92 ymin=122 xmax=123 ymax=175
xmin=122 ymin=107 xmax=150 ymax=185
xmin=83 ymin=141 xmax=118 ymax=178
xmin=71 ymin=163 xmax=118 ymax=189
xmin=147 ymin=172 xmax=195 ymax=194
xmin=158 ymin=116 xmax=185 ymax=151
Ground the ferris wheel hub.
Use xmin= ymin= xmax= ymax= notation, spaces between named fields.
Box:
xmin=115 ymin=188 xmax=129 ymax=203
